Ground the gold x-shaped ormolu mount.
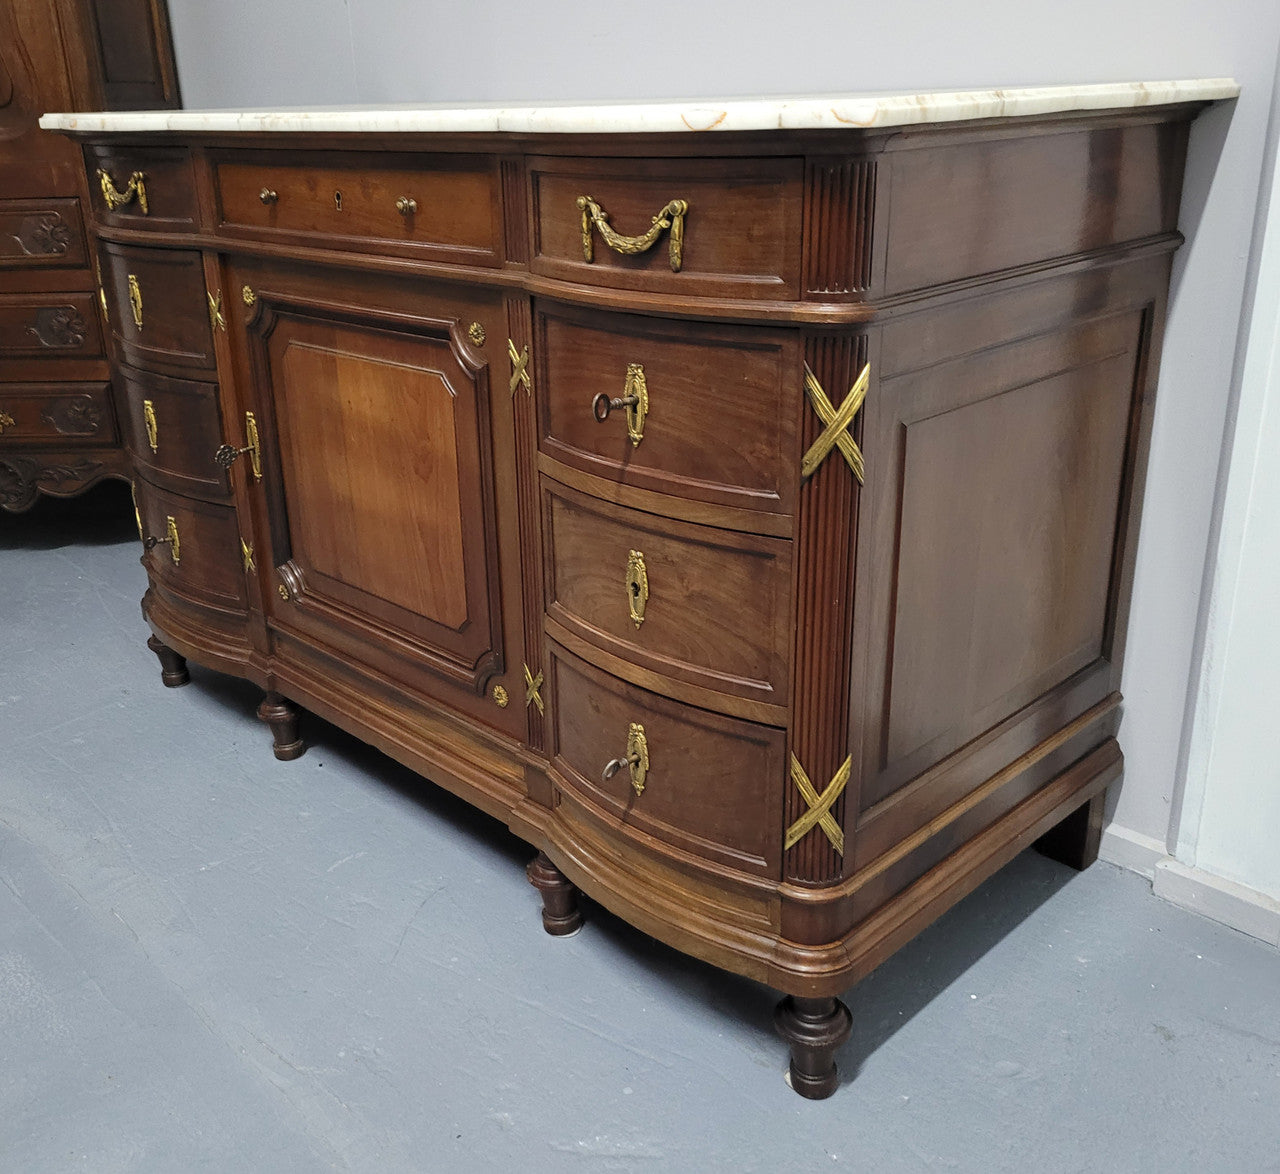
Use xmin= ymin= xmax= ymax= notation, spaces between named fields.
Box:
xmin=801 ymin=361 xmax=870 ymax=484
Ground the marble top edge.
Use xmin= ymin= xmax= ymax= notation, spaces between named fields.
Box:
xmin=38 ymin=79 xmax=1239 ymax=136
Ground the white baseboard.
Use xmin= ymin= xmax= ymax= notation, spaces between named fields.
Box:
xmin=1152 ymin=860 xmax=1280 ymax=947
xmin=1098 ymin=823 xmax=1167 ymax=879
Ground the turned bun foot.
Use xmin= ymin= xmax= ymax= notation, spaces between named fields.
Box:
xmin=775 ymin=995 xmax=852 ymax=1100
xmin=527 ymin=851 xmax=584 ymax=936
xmin=146 ymin=635 xmax=189 ymax=687
xmin=256 ymin=691 xmax=306 ymax=760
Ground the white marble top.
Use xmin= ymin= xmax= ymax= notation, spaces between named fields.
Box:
xmin=39 ymin=79 xmax=1238 ymax=136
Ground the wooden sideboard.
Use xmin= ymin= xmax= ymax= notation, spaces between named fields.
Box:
xmin=0 ymin=0 xmax=178 ymax=512
xmin=47 ymin=83 xmax=1230 ymax=1096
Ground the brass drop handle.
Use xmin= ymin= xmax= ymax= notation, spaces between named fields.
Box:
xmin=601 ymin=722 xmax=649 ymax=796
xmin=590 ymin=362 xmax=648 ymax=446
xmin=143 ymin=515 xmax=181 ymax=565
xmin=0 ymin=410 xmax=15 ymax=435
xmin=259 ymin=188 xmax=278 ymax=205
xmin=214 ymin=411 xmax=262 ymax=480
xmin=395 ymin=196 xmax=417 ymax=215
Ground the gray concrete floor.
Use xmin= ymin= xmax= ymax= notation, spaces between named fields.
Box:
xmin=2 ymin=482 xmax=1278 ymax=1174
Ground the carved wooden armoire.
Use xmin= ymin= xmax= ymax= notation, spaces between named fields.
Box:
xmin=0 ymin=0 xmax=177 ymax=511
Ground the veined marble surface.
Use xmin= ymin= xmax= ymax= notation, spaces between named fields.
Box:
xmin=39 ymin=79 xmax=1238 ymax=136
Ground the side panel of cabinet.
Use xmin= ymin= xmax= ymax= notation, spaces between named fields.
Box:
xmin=226 ymin=259 xmax=528 ymax=739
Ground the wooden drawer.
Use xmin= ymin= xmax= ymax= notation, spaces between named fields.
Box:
xmin=544 ymin=481 xmax=792 ymax=722
xmin=117 ymin=363 xmax=229 ymax=500
xmin=549 ymin=644 xmax=784 ymax=878
xmin=0 ymin=381 xmax=115 ymax=446
xmin=213 ymin=153 xmax=502 ymax=264
xmin=0 ymin=198 xmax=88 ymax=270
xmin=537 ymin=301 xmax=800 ymax=527
xmin=530 ymin=155 xmax=803 ymax=299
xmin=85 ymin=145 xmax=198 ymax=232
xmin=0 ymin=291 xmax=104 ymax=365
xmin=135 ymin=479 xmax=248 ymax=615
xmin=100 ymin=241 xmax=215 ymax=376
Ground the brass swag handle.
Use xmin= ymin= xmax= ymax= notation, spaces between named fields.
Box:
xmin=602 ymin=722 xmax=650 ymax=796
xmin=142 ymin=398 xmax=158 ymax=453
xmin=577 ymin=195 xmax=688 ymax=272
xmin=97 ymin=168 xmax=149 ymax=214
xmin=144 ymin=515 xmax=181 ymax=565
xmin=214 ymin=411 xmax=262 ymax=480
xmin=591 ymin=362 xmax=648 ymax=447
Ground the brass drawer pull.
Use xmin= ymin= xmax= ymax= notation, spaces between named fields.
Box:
xmin=625 ymin=549 xmax=649 ymax=628
xmin=577 ymin=195 xmax=688 ymax=272
xmin=0 ymin=410 xmax=15 ymax=435
xmin=144 ymin=515 xmax=181 ymax=565
xmin=142 ymin=398 xmax=158 ymax=452
xmin=395 ymin=196 xmax=417 ymax=216
xmin=602 ymin=722 xmax=649 ymax=796
xmin=127 ymin=273 xmax=143 ymax=329
xmin=214 ymin=411 xmax=262 ymax=480
xmin=259 ymin=188 xmax=278 ymax=205
xmin=590 ymin=362 xmax=648 ymax=446
xmin=97 ymin=168 xmax=149 ymax=214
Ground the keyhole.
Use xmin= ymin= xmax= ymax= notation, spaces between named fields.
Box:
xmin=334 ymin=190 xmax=343 ymax=211
xmin=629 ymin=580 xmax=641 ymax=599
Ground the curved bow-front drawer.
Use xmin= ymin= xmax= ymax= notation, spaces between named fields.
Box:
xmin=86 ymin=146 xmax=198 ymax=232
xmin=135 ymin=480 xmax=249 ymax=616
xmin=116 ymin=363 xmax=229 ymax=501
xmin=99 ymin=241 xmax=216 ymax=376
xmin=530 ymin=155 xmax=803 ymax=300
xmin=213 ymin=153 xmax=503 ymax=264
xmin=537 ymin=301 xmax=801 ymax=531
xmin=544 ymin=481 xmax=793 ymax=722
xmin=549 ymin=645 xmax=784 ymax=879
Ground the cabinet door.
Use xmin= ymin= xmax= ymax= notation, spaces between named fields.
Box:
xmin=230 ymin=262 xmax=513 ymax=717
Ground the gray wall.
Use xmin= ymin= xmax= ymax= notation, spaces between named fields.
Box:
xmin=165 ymin=0 xmax=1280 ymax=871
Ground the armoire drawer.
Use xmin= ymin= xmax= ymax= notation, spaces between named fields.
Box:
xmin=549 ymin=645 xmax=785 ymax=878
xmin=0 ymin=381 xmax=115 ymax=445
xmin=0 ymin=292 xmax=104 ymax=362
xmin=135 ymin=480 xmax=249 ymax=615
xmin=117 ymin=363 xmax=229 ymax=500
xmin=537 ymin=301 xmax=800 ymax=526
xmin=530 ymin=155 xmax=804 ymax=299
xmin=85 ymin=145 xmax=198 ymax=232
xmin=213 ymin=154 xmax=502 ymax=264
xmin=543 ymin=481 xmax=792 ymax=722
xmin=100 ymin=241 xmax=215 ymax=375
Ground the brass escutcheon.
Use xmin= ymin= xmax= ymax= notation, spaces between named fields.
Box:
xmin=590 ymin=362 xmax=648 ymax=447
xmin=625 ymin=549 xmax=649 ymax=628
xmin=142 ymin=399 xmax=158 ymax=453
xmin=127 ymin=273 xmax=143 ymax=330
xmin=602 ymin=722 xmax=649 ymax=797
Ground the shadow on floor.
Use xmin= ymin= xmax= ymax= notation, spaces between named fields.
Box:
xmin=0 ymin=479 xmax=138 ymax=549
xmin=174 ymin=659 xmax=1081 ymax=1089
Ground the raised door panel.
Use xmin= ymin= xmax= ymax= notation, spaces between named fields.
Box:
xmin=852 ymin=305 xmax=1147 ymax=824
xmin=237 ymin=270 xmax=508 ymax=706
